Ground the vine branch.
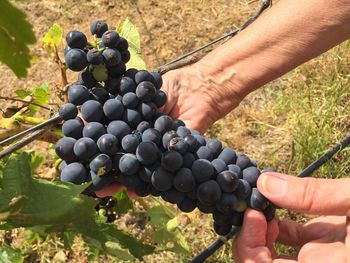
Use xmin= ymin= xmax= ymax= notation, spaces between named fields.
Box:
xmin=0 ymin=96 xmax=51 ymax=110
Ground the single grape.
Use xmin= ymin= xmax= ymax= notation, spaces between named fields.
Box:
xmin=263 ymin=204 xmax=276 ymax=221
xmin=176 ymin=126 xmax=191 ymax=138
xmin=235 ymin=200 xmax=248 ymax=213
xmin=234 ymin=179 xmax=252 ymax=200
xmin=172 ymin=119 xmax=186 ymax=130
xmin=135 ymin=81 xmax=156 ymax=102
xmin=119 ymin=154 xmax=140 ymax=175
xmin=97 ymin=134 xmax=119 ymax=155
xmin=153 ymin=90 xmax=167 ymax=108
xmin=162 ymin=130 xmax=178 ymax=149
xmin=87 ymin=48 xmax=103 ymax=65
xmin=102 ymin=48 xmax=122 ymax=67
xmin=134 ymin=70 xmax=154 ymax=84
xmin=213 ymin=212 xmax=232 ymax=226
xmin=195 ymin=146 xmax=213 ymax=161
xmin=65 ymin=49 xmax=88 ymax=72
xmin=183 ymin=134 xmax=199 ymax=152
xmin=73 ymin=137 xmax=98 ymax=160
xmin=216 ymin=170 xmax=239 ymax=192
xmin=108 ymin=63 xmax=126 ymax=78
xmin=121 ymin=50 xmax=131 ymax=63
xmin=154 ymin=115 xmax=173 ymax=135
xmin=193 ymin=135 xmax=206 ymax=147
xmin=122 ymin=92 xmax=139 ymax=109
xmin=138 ymin=102 xmax=157 ymax=121
xmin=150 ymin=71 xmax=163 ymax=89
xmin=151 ymin=167 xmax=173 ymax=191
xmin=137 ymin=121 xmax=151 ymax=133
xmin=161 ymin=188 xmax=185 ymax=204
xmin=78 ymin=69 xmax=97 ymax=89
xmin=66 ymin=30 xmax=87 ymax=49
xmin=218 ymin=148 xmax=237 ymax=165
xmin=242 ymin=166 xmax=261 ymax=187
xmin=186 ymin=186 xmax=198 ymax=200
xmin=167 ymin=137 xmax=188 ymax=155
xmin=116 ymin=37 xmax=129 ymax=51
xmin=124 ymin=68 xmax=138 ymax=80
xmin=121 ymin=134 xmax=140 ymax=153
xmin=197 ymin=180 xmax=222 ymax=206
xmin=67 ymin=84 xmax=90 ymax=105
xmin=82 ymin=122 xmax=106 ymax=141
xmin=107 ymin=120 xmax=130 ymax=141
xmin=216 ymin=193 xmax=238 ymax=214
xmin=236 ymin=154 xmax=251 ymax=170
xmin=138 ymin=163 xmax=158 ymax=183
xmin=103 ymin=99 xmax=124 ymax=120
xmin=118 ymin=173 xmax=141 ymax=188
xmin=90 ymin=154 xmax=112 ymax=176
xmin=248 ymin=188 xmax=269 ymax=211
xmin=207 ymin=139 xmax=223 ymax=158
xmin=55 ymin=137 xmax=78 ymax=163
xmin=142 ymin=128 xmax=161 ymax=146
xmin=90 ymin=19 xmax=108 ymax=37
xmin=161 ymin=150 xmax=183 ymax=172
xmin=173 ymin=168 xmax=195 ymax=192
xmin=177 ymin=197 xmax=197 ymax=213
xmin=119 ymin=76 xmax=136 ymax=95
xmin=59 ymin=103 xmax=78 ymax=120
xmin=197 ymin=201 xmax=216 ymax=214
xmin=80 ymin=100 xmax=104 ymax=122
xmin=191 ymin=159 xmax=214 ymax=183
xmin=101 ymin=30 xmax=120 ymax=48
xmin=61 ymin=162 xmax=87 ymax=184
xmin=136 ymin=141 xmax=159 ymax=165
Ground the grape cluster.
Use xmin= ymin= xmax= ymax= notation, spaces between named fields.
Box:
xmin=57 ymin=20 xmax=276 ymax=236
xmin=95 ymin=196 xmax=117 ymax=223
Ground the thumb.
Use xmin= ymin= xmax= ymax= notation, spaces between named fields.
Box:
xmin=257 ymin=173 xmax=350 ymax=216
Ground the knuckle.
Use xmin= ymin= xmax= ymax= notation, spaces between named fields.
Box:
xmin=299 ymin=178 xmax=318 ymax=213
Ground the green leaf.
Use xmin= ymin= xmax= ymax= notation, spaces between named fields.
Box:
xmin=113 ymin=189 xmax=133 ymax=214
xmin=28 ymin=151 xmax=45 ymax=174
xmin=0 ymin=245 xmax=24 ymax=263
xmin=43 ymin=23 xmax=63 ymax=52
xmin=28 ymin=83 xmax=50 ymax=115
xmin=150 ymin=227 xmax=190 ymax=254
xmin=117 ymin=18 xmax=141 ymax=53
xmin=0 ymin=0 xmax=36 ymax=78
xmin=117 ymin=18 xmax=146 ymax=70
xmin=146 ymin=206 xmax=171 ymax=226
xmin=15 ymin=89 xmax=31 ymax=99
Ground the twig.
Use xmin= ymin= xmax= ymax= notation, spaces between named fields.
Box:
xmin=0 ymin=96 xmax=51 ymax=110
xmin=0 ymin=114 xmax=62 ymax=147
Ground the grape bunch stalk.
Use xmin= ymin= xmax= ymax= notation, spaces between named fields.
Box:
xmin=56 ymin=19 xmax=276 ymax=235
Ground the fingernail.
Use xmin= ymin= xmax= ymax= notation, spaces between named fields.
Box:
xmin=260 ymin=173 xmax=287 ymax=196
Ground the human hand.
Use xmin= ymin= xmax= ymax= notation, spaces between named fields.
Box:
xmin=161 ymin=63 xmax=244 ymax=132
xmin=232 ymin=173 xmax=350 ymax=262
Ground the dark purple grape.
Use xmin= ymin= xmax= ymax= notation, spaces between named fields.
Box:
xmin=213 ymin=223 xmax=232 ymax=236
xmin=66 ymin=31 xmax=87 ymax=49
xmin=134 ymin=70 xmax=154 ymax=84
xmin=236 ymin=154 xmax=251 ymax=170
xmin=161 ymin=188 xmax=185 ymax=204
xmin=173 ymin=168 xmax=195 ymax=192
xmin=216 ymin=171 xmax=239 ymax=192
xmin=101 ymin=30 xmax=120 ymax=48
xmin=182 ymin=152 xmax=195 ymax=168
xmin=116 ymin=37 xmax=129 ymax=51
xmin=62 ymin=118 xmax=83 ymax=139
xmin=142 ymin=128 xmax=161 ymax=146
xmin=90 ymin=154 xmax=112 ymax=176
xmin=104 ymin=77 xmax=121 ymax=95
xmin=90 ymin=171 xmax=115 ymax=191
xmin=248 ymin=188 xmax=269 ymax=211
xmin=207 ymin=139 xmax=223 ymax=158
xmin=67 ymin=84 xmax=90 ymax=105
xmin=80 ymin=100 xmax=104 ymax=122
xmin=193 ymin=135 xmax=206 ymax=147
xmin=150 ymin=71 xmax=163 ymax=89
xmin=153 ymin=90 xmax=167 ymax=108
xmin=138 ymin=102 xmax=157 ymax=121
xmin=197 ymin=201 xmax=216 ymax=214
xmin=107 ymin=120 xmax=131 ymax=141
xmin=78 ymin=69 xmax=97 ymax=89
xmin=97 ymin=134 xmax=119 ymax=155
xmin=154 ymin=115 xmax=173 ymax=134
xmin=263 ymin=204 xmax=276 ymax=221
xmin=151 ymin=167 xmax=173 ymax=191
xmin=184 ymin=135 xmax=199 ymax=152
xmin=121 ymin=50 xmax=131 ymax=63
xmin=242 ymin=166 xmax=261 ymax=187
xmin=90 ymin=87 xmax=110 ymax=104
xmin=216 ymin=193 xmax=238 ymax=214
xmin=61 ymin=162 xmax=87 ymax=184
xmin=121 ymin=134 xmax=140 ymax=153
xmin=119 ymin=154 xmax=140 ymax=175
xmin=87 ymin=48 xmax=103 ymax=65
xmin=191 ymin=159 xmax=214 ymax=183
xmin=65 ymin=49 xmax=88 ymax=72
xmin=218 ymin=148 xmax=237 ymax=165
xmin=122 ymin=92 xmax=139 ymax=109
xmin=195 ymin=146 xmax=213 ymax=161
xmin=234 ymin=179 xmax=252 ymax=200
xmin=228 ymin=164 xmax=242 ymax=178
xmin=103 ymin=99 xmax=124 ymax=121
xmin=136 ymin=141 xmax=159 ymax=165
xmin=161 ymin=150 xmax=183 ymax=172
xmin=172 ymin=119 xmax=186 ymax=130
xmin=177 ymin=197 xmax=197 ymax=213
xmin=122 ymin=109 xmax=142 ymax=128
xmin=118 ymin=173 xmax=141 ymax=188
xmin=82 ymin=122 xmax=106 ymax=141
xmin=197 ymin=180 xmax=222 ymax=206
xmin=55 ymin=137 xmax=78 ymax=163
xmin=136 ymin=81 xmax=156 ymax=102
xmin=162 ymin=130 xmax=178 ymax=149
xmin=108 ymin=63 xmax=126 ymax=78
xmin=102 ymin=48 xmax=121 ymax=67
xmin=90 ymin=19 xmax=108 ymax=38
xmin=176 ymin=126 xmax=191 ymax=138
xmin=168 ymin=137 xmax=188 ymax=155
xmin=137 ymin=121 xmax=151 ymax=133
xmin=138 ymin=163 xmax=158 ymax=183
xmin=73 ymin=137 xmax=98 ymax=160
xmin=59 ymin=103 xmax=78 ymax=120
xmin=211 ymin=159 xmax=228 ymax=175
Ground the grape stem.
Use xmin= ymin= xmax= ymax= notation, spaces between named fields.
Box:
xmin=0 ymin=96 xmax=51 ymax=111
xmin=190 ymin=133 xmax=350 ymax=263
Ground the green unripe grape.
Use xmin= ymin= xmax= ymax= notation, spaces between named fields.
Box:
xmin=98 ymin=208 xmax=107 ymax=217
xmin=92 ymin=64 xmax=108 ymax=82
xmin=235 ymin=200 xmax=247 ymax=213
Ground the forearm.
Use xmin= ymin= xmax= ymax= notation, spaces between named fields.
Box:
xmin=196 ymin=0 xmax=350 ymax=106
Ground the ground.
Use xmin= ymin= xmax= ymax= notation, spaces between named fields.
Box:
xmin=0 ymin=0 xmax=350 ymax=262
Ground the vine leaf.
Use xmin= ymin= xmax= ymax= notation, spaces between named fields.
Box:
xmin=0 ymin=245 xmax=24 ymax=263
xmin=0 ymin=152 xmax=154 ymax=260
xmin=43 ymin=23 xmax=63 ymax=52
xmin=0 ymin=0 xmax=36 ymax=78
xmin=117 ymin=18 xmax=146 ymax=70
